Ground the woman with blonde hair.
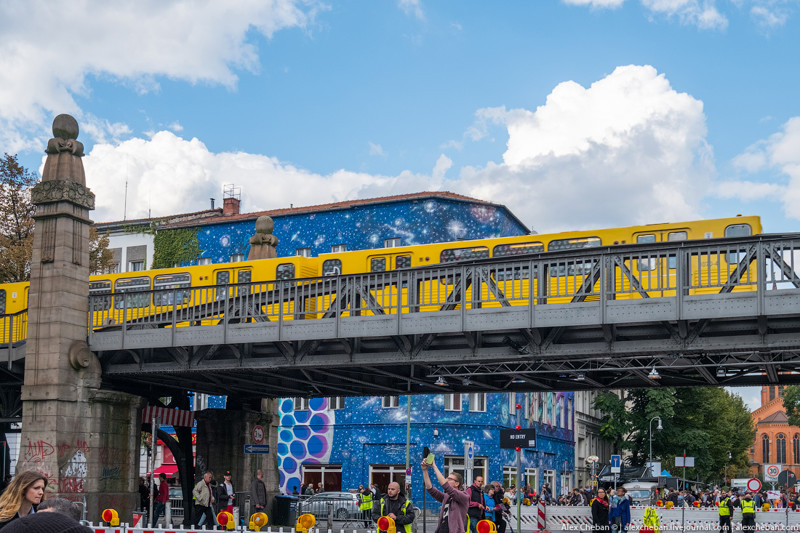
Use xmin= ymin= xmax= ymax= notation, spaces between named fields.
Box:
xmin=0 ymin=471 xmax=47 ymax=529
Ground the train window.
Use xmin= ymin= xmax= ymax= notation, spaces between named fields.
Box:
xmin=548 ymin=237 xmax=601 ymax=252
xmin=636 ymin=235 xmax=656 ymax=244
xmin=396 ymin=255 xmax=412 ymax=269
xmin=493 ymin=242 xmax=544 ymax=258
xmin=440 ymin=246 xmax=490 ymax=263
xmin=216 ymin=271 xmax=230 ymax=301
xmin=153 ymin=273 xmax=191 ymax=306
xmin=725 ymin=224 xmax=752 ymax=264
xmin=636 ymin=235 xmax=657 ymax=271
xmin=0 ymin=289 xmax=5 ymax=314
xmin=371 ymin=258 xmax=387 ymax=272
xmin=114 ymin=277 xmax=150 ymax=309
xmin=725 ymin=224 xmax=752 ymax=238
xmin=238 ymin=270 xmax=252 ymax=284
xmin=89 ymin=280 xmax=112 ymax=311
xmin=668 ymin=231 xmax=687 ymax=241
xmin=323 ymin=259 xmax=342 ymax=276
xmin=276 ymin=264 xmax=295 ymax=280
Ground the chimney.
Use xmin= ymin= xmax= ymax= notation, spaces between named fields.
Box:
xmin=223 ymin=197 xmax=240 ymax=216
xmin=210 ymin=198 xmax=215 ymax=209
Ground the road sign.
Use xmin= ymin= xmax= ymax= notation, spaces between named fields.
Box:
xmin=499 ymin=428 xmax=537 ymax=449
xmin=252 ymin=425 xmax=265 ymax=444
xmin=747 ymin=478 xmax=762 ymax=492
xmin=610 ymin=455 xmax=621 ymax=474
xmin=464 ymin=441 xmax=474 ymax=470
xmin=765 ymin=463 xmax=782 ymax=481
xmin=675 ymin=456 xmax=695 ymax=468
xmin=244 ymin=444 xmax=270 ymax=454
xmin=406 ymin=468 xmax=412 ymax=477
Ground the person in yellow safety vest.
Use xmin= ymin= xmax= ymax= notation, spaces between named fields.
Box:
xmin=718 ymin=490 xmax=734 ymax=533
xmin=373 ymin=482 xmax=417 ymax=533
xmin=739 ymin=492 xmax=756 ymax=532
xmin=360 ymin=484 xmax=374 ymax=527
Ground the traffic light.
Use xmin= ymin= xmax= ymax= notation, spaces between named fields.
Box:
xmin=250 ymin=512 xmax=269 ymax=531
xmin=217 ymin=511 xmax=235 ymax=530
xmin=378 ymin=515 xmax=397 ymax=533
xmin=101 ymin=509 xmax=119 ymax=526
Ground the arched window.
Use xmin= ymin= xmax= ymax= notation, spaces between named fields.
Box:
xmin=762 ymin=434 xmax=770 ymax=464
xmin=793 ymin=434 xmax=799 ymax=464
xmin=770 ymin=387 xmax=776 ymax=401
xmin=777 ymin=434 xmax=787 ymax=464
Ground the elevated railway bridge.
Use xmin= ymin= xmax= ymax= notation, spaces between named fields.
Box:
xmin=2 ymin=233 xmax=800 ymax=409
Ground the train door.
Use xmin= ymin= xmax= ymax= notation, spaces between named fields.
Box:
xmin=631 ymin=230 xmax=688 ymax=297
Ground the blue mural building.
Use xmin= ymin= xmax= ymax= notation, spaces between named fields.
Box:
xmin=278 ymin=392 xmax=574 ymax=505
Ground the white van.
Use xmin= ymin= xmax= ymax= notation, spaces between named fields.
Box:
xmin=623 ymin=482 xmax=659 ymax=506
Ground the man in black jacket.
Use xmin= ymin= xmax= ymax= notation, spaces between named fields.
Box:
xmin=373 ymin=482 xmax=416 ymax=533
xmin=466 ymin=476 xmax=485 ymax=533
xmin=250 ymin=470 xmax=268 ymax=515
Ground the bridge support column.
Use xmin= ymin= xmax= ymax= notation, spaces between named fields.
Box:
xmin=194 ymin=400 xmax=280 ymax=515
xmin=18 ymin=115 xmax=143 ymax=520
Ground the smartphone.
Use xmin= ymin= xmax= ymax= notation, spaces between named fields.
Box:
xmin=423 ymin=446 xmax=430 ymax=458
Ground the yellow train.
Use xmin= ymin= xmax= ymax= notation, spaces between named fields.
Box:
xmin=0 ymin=215 xmax=762 ymax=340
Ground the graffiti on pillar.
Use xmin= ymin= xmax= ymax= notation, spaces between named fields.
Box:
xmin=59 ymin=450 xmax=87 ymax=493
xmin=100 ymin=466 xmax=122 ymax=481
xmin=23 ymin=439 xmax=54 ymax=463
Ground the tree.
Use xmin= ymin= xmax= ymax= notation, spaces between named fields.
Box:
xmin=0 ymin=154 xmax=36 ymax=282
xmin=593 ymin=386 xmax=755 ymax=483
xmin=0 ymin=153 xmax=112 ymax=281
xmin=782 ymin=386 xmax=800 ymax=427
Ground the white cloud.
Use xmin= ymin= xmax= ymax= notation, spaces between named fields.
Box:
xmin=0 ymin=0 xmax=317 ymax=150
xmin=368 ymin=142 xmax=386 ymax=157
xmin=432 ymin=154 xmax=452 ymax=180
xmin=453 ymin=65 xmax=713 ymax=232
xmin=564 ymin=0 xmax=730 ymax=29
xmin=79 ymin=131 xmax=440 ymax=222
xmin=398 ymin=0 xmax=425 ymax=20
xmin=725 ymin=116 xmax=800 ymax=220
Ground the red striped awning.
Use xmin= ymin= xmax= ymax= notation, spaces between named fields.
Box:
xmin=143 ymin=406 xmax=195 ymax=428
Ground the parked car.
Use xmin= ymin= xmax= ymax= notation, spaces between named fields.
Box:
xmin=299 ymin=491 xmax=362 ymax=520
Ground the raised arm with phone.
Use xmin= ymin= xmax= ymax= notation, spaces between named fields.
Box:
xmin=420 ymin=455 xmax=470 ymax=533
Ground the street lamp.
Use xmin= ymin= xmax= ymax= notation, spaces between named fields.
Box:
xmin=649 ymin=417 xmax=663 ymax=477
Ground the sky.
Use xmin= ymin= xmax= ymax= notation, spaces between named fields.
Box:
xmin=2 ymin=0 xmax=799 ymax=409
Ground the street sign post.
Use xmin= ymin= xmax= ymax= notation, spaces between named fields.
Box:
xmin=464 ymin=441 xmax=474 ymax=486
xmin=611 ymin=454 xmax=621 ymax=491
xmin=747 ymin=478 xmax=762 ymax=492
xmin=764 ymin=464 xmax=781 ymax=482
xmin=244 ymin=444 xmax=270 ymax=454
xmin=252 ymin=425 xmax=265 ymax=444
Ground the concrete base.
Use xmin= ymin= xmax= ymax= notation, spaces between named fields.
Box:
xmin=194 ymin=400 xmax=280 ymax=515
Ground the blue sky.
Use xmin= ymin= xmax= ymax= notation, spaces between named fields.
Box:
xmin=2 ymin=0 xmax=799 ymax=408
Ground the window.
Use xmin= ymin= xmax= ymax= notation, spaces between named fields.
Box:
xmin=153 ymin=273 xmax=191 ymax=306
xmin=371 ymin=258 xmax=387 ymax=272
xmin=293 ymin=397 xmax=309 ymax=411
xmin=230 ymin=253 xmax=245 ymax=262
xmin=89 ymin=281 xmax=111 ymax=311
xmin=637 ymin=234 xmax=656 ymax=244
xmin=525 ymin=468 xmax=539 ymax=492
xmin=296 ymin=248 xmax=311 ymax=258
xmin=445 ymin=394 xmax=462 ymax=411
xmin=198 ymin=257 xmax=212 ymax=265
xmin=725 ymin=224 xmax=752 ymax=238
xmin=329 ymin=397 xmax=345 ymax=410
xmin=503 ymin=466 xmax=518 ymax=488
xmin=193 ymin=393 xmax=209 ymax=411
xmin=509 ymin=393 xmax=516 ymax=415
xmin=396 ymin=255 xmax=412 ymax=269
xmin=302 ymin=464 xmax=342 ymax=492
xmin=770 ymin=387 xmax=776 ymax=402
xmin=548 ymin=237 xmax=601 ymax=252
xmin=0 ymin=290 xmax=5 ymax=314
xmin=668 ymin=231 xmax=687 ymax=241
xmin=443 ymin=456 xmax=487 ymax=485
xmin=780 ymin=386 xmax=785 ymax=398
xmin=370 ymin=465 xmax=406 ymax=492
xmin=567 ymin=398 xmax=573 ymax=431
xmin=128 ymin=260 xmax=145 ymax=272
xmin=468 ymin=393 xmax=486 ymax=412
xmin=114 ymin=277 xmax=150 ymax=309
xmin=322 ymin=259 xmax=342 ymax=276
xmin=544 ymin=470 xmax=556 ymax=491
xmin=384 ymin=238 xmax=401 ymax=248
xmin=276 ymin=264 xmax=295 ymax=280
xmin=560 ymin=396 xmax=566 ymax=428
xmin=493 ymin=242 xmax=544 ymax=258
xmin=762 ymin=434 xmax=770 ymax=464
xmin=794 ymin=434 xmax=799 ymax=465
xmin=440 ymin=246 xmax=490 ymax=263
xmin=777 ymin=434 xmax=787 ymax=464
xmin=382 ymin=396 xmax=399 ymax=408
xmin=215 ymin=270 xmax=230 ymax=301
xmin=331 ymin=244 xmax=347 ymax=253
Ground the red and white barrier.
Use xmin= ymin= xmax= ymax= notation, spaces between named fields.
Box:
xmin=537 ymin=501 xmax=547 ymax=531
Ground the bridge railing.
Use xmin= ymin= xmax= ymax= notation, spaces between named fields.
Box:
xmin=0 ymin=309 xmax=27 ymax=364
xmin=76 ymin=234 xmax=800 ymax=349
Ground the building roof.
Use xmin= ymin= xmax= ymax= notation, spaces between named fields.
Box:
xmin=758 ymin=411 xmax=789 ymax=424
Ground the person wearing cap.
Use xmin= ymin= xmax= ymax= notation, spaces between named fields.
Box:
xmin=219 ymin=471 xmax=236 ymax=514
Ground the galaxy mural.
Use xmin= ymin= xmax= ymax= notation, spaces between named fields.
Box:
xmin=278 ymin=392 xmax=574 ymax=504
xmin=186 ymin=197 xmax=528 ymax=263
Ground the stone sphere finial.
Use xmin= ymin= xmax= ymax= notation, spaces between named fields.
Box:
xmin=53 ymin=114 xmax=79 ymax=140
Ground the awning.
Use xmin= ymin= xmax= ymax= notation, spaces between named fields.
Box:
xmin=143 ymin=406 xmax=195 ymax=428
xmin=154 ymin=464 xmax=179 ymax=476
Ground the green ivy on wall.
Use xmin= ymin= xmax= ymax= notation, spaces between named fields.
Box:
xmin=152 ymin=228 xmax=201 ymax=269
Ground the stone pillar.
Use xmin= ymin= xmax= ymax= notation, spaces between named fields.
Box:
xmin=194 ymin=400 xmax=280 ymax=516
xmin=248 ymin=216 xmax=279 ymax=260
xmin=18 ymin=115 xmax=143 ymax=519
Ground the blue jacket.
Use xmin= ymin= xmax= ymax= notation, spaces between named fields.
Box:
xmin=483 ymin=494 xmax=496 ymax=521
xmin=609 ymin=495 xmax=631 ymax=525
